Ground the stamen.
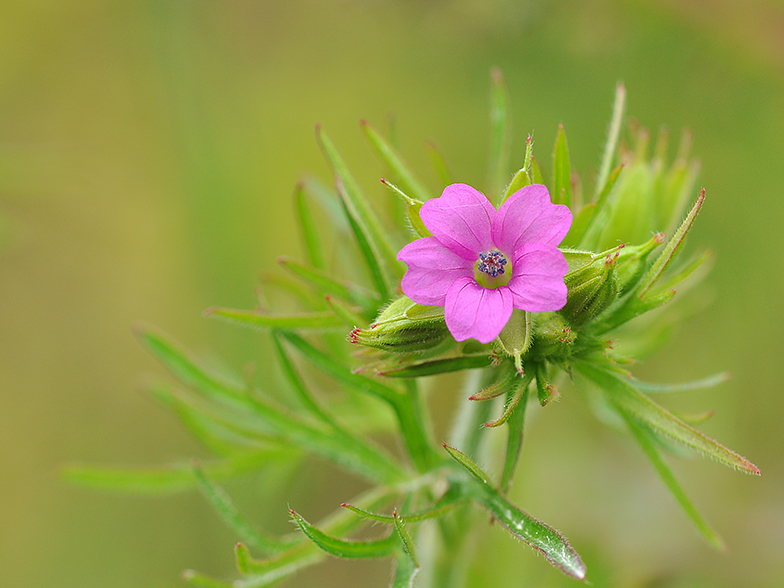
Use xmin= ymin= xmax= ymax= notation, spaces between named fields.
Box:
xmin=477 ymin=249 xmax=508 ymax=278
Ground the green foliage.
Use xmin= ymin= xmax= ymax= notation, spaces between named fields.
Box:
xmin=71 ymin=72 xmax=758 ymax=588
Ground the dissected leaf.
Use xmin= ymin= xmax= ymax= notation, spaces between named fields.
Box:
xmin=487 ymin=67 xmax=511 ymax=204
xmin=621 ymin=412 xmax=726 ymax=550
xmin=204 ymin=307 xmax=344 ymax=331
xmin=193 ymin=464 xmax=295 ymax=555
xmin=443 ymin=444 xmax=586 ymax=580
xmin=576 ymin=362 xmax=759 ymax=474
xmin=361 ymin=119 xmax=433 ymax=203
xmin=290 ymin=509 xmax=399 ymax=558
xmin=552 ymin=124 xmax=572 ymax=208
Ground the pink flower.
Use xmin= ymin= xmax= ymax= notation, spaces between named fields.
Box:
xmin=397 ymin=183 xmax=572 ymax=344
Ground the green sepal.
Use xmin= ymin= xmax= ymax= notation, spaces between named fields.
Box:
xmin=575 ymin=362 xmax=760 ymax=475
xmin=204 ymin=307 xmax=344 ymax=331
xmin=361 ymin=119 xmax=433 ymax=204
xmin=289 ymin=509 xmax=399 ymax=559
xmin=552 ymin=124 xmax=572 ymax=208
xmin=443 ymin=444 xmax=587 ymax=580
xmin=496 ymin=309 xmax=532 ymax=374
xmin=530 ymin=154 xmax=544 ymax=185
xmin=534 ymin=362 xmax=558 ymax=407
xmin=528 ymin=312 xmax=576 ymax=360
xmin=501 ymin=135 xmax=534 ymax=204
xmin=350 ymin=295 xmax=448 ymax=353
xmin=378 ymin=354 xmax=491 ymax=378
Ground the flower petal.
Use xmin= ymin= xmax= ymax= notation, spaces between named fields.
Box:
xmin=492 ymin=184 xmax=572 ymax=255
xmin=444 ymin=276 xmax=514 ymax=344
xmin=420 ymin=183 xmax=496 ymax=261
xmin=398 ymin=237 xmax=473 ymax=305
xmin=507 ymin=243 xmax=569 ymax=312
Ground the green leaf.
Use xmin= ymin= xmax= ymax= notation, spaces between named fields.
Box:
xmin=501 ymin=384 xmax=529 ymax=493
xmin=469 ymin=368 xmax=518 ymax=401
xmin=277 ymin=256 xmax=380 ymax=312
xmin=575 ymin=361 xmax=760 ymax=474
xmin=147 ymin=381 xmax=266 ymax=455
xmin=443 ymin=444 xmax=587 ymax=580
xmin=136 ymin=325 xmax=246 ymax=406
xmin=193 ymin=464 xmax=295 ymax=555
xmin=316 ymin=125 xmax=404 ymax=282
xmin=336 ymin=182 xmax=393 ymax=301
xmin=381 ymin=177 xmax=430 ymax=238
xmin=289 ymin=509 xmax=399 ymax=558
xmin=204 ymin=307 xmax=344 ymax=331
xmin=361 ymin=119 xmax=433 ymax=203
xmin=62 ymin=452 xmax=277 ymax=494
xmin=280 ymin=331 xmax=438 ymax=472
xmin=342 ymin=499 xmax=458 ymax=524
xmin=181 ymin=570 xmax=234 ymax=588
xmin=484 ymin=372 xmax=532 ymax=428
xmin=561 ymin=203 xmax=595 ymax=249
xmin=390 ymin=549 xmax=420 ymax=588
xmin=552 ymin=124 xmax=572 ymax=208
xmin=595 ymin=82 xmax=626 ymax=199
xmin=487 ymin=67 xmax=512 ymax=204
xmin=620 ymin=412 xmax=726 ymax=550
xmin=279 ymin=331 xmax=401 ymax=405
xmin=638 ymin=189 xmax=705 ymax=298
xmin=234 ymin=485 xmax=398 ymax=583
xmin=393 ymin=510 xmax=419 ymax=568
xmin=294 ymin=182 xmax=326 ymax=271
xmin=324 ymin=295 xmax=368 ymax=328
xmin=378 ymin=354 xmax=491 ymax=378
xmin=628 ymin=372 xmax=730 ymax=394
xmin=425 ymin=139 xmax=454 ymax=187
xmin=271 ymin=331 xmax=341 ymax=427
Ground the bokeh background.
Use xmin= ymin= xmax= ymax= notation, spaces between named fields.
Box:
xmin=1 ymin=1 xmax=783 ymax=587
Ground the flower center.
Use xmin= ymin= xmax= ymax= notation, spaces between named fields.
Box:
xmin=474 ymin=249 xmax=512 ymax=288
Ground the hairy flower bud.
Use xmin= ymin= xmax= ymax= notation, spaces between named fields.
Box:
xmin=348 ymin=295 xmax=448 ymax=352
xmin=560 ymin=248 xmax=621 ymax=325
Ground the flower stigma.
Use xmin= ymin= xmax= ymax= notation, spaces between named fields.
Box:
xmin=474 ymin=249 xmax=512 ymax=288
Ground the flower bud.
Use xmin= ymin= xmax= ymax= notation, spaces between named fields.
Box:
xmin=348 ymin=295 xmax=448 ymax=352
xmin=560 ymin=249 xmax=621 ymax=326
xmin=530 ymin=312 xmax=576 ymax=360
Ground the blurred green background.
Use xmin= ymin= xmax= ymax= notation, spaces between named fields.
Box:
xmin=1 ymin=1 xmax=782 ymax=587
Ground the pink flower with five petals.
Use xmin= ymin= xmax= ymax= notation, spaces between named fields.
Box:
xmin=397 ymin=183 xmax=572 ymax=344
